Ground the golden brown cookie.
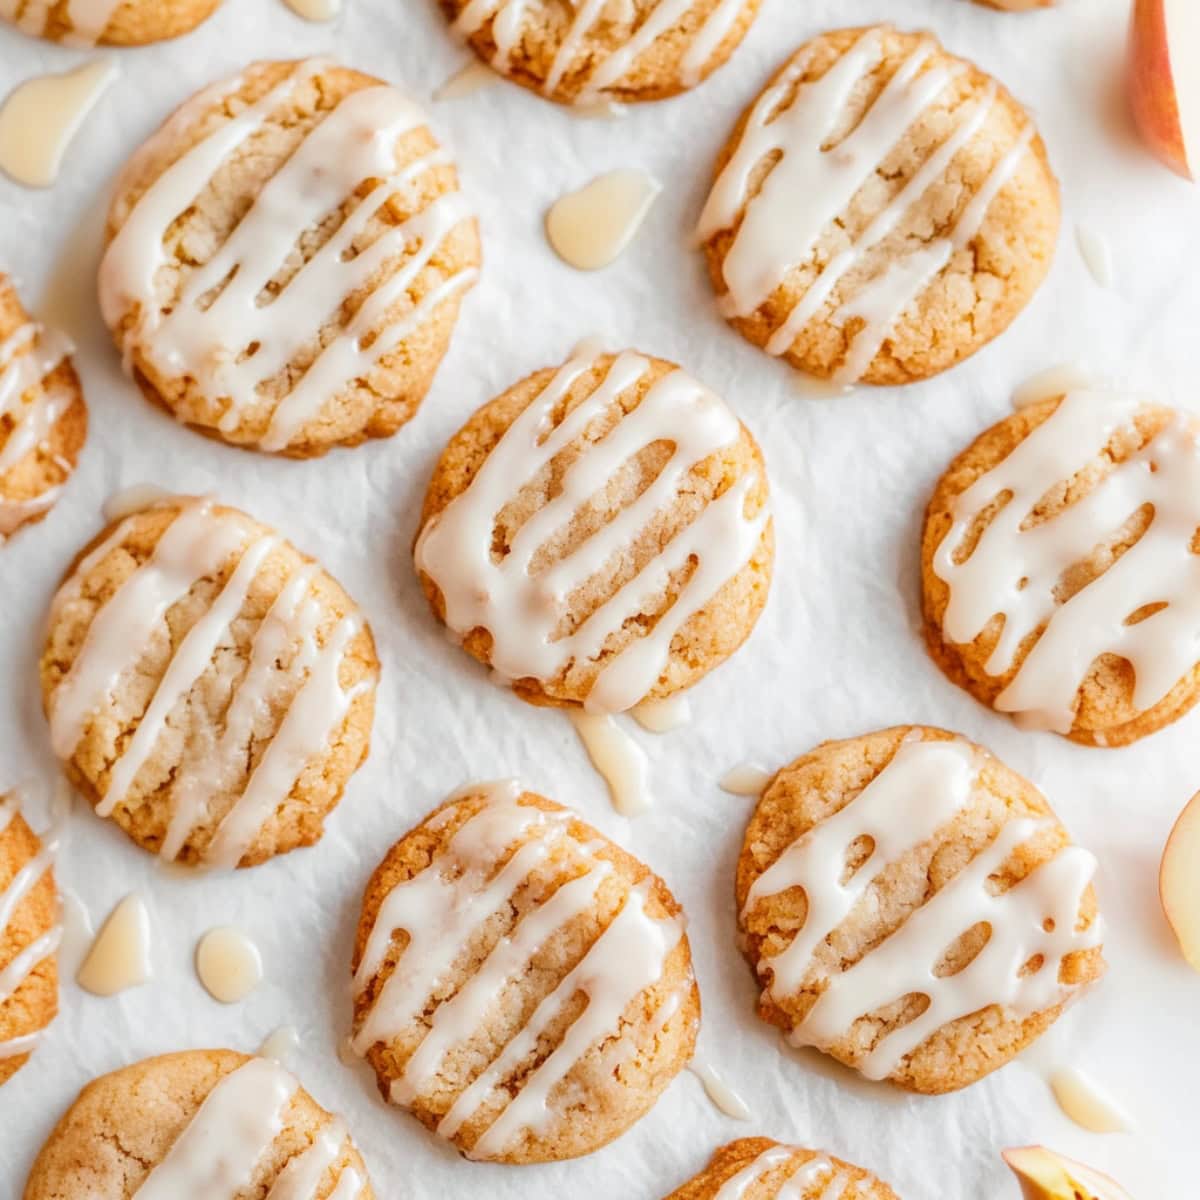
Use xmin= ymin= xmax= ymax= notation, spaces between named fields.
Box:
xmin=696 ymin=25 xmax=1059 ymax=385
xmin=440 ymin=0 xmax=761 ymax=105
xmin=663 ymin=1137 xmax=900 ymax=1200
xmin=349 ymin=781 xmax=699 ymax=1163
xmin=414 ymin=343 xmax=773 ymax=711
xmin=922 ymin=391 xmax=1200 ymax=746
xmin=1 ymin=0 xmax=219 ymax=45
xmin=0 ymin=792 xmax=58 ymax=1087
xmin=0 ymin=274 xmax=86 ymax=544
xmin=736 ymin=726 xmax=1105 ymax=1094
xmin=23 ymin=1049 xmax=375 ymax=1197
xmin=99 ymin=58 xmax=480 ymax=458
xmin=40 ymin=495 xmax=378 ymax=869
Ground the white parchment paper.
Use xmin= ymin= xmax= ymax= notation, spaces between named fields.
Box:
xmin=1 ymin=0 xmax=1197 ymax=1194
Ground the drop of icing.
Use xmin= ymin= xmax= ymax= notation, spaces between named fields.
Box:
xmin=545 ymin=169 xmax=661 ymax=271
xmin=1049 ymin=1067 xmax=1133 ymax=1134
xmin=76 ymin=893 xmax=152 ymax=996
xmin=281 ymin=0 xmax=340 ymax=20
xmin=630 ymin=694 xmax=692 ymax=733
xmin=1012 ymin=364 xmax=1105 ymax=410
xmin=57 ymin=890 xmax=94 ymax=981
xmin=196 ymin=926 xmax=263 ymax=1004
xmin=720 ymin=764 xmax=773 ymax=796
xmin=1075 ymin=225 xmax=1115 ymax=289
xmin=569 ymin=710 xmax=653 ymax=816
xmin=258 ymin=1024 xmax=300 ymax=1063
xmin=0 ymin=59 xmax=117 ymax=188
xmin=688 ymin=1059 xmax=753 ymax=1120
xmin=435 ymin=61 xmax=498 ymax=101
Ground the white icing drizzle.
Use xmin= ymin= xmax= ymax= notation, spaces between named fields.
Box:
xmin=0 ymin=0 xmax=122 ymax=45
xmin=0 ymin=320 xmax=74 ymax=474
xmin=266 ymin=1117 xmax=365 ymax=1200
xmin=132 ymin=1058 xmax=296 ymax=1197
xmin=713 ymin=1146 xmax=847 ymax=1199
xmin=351 ymin=781 xmax=685 ymax=1158
xmin=720 ymin=763 xmax=772 ymax=796
xmin=97 ymin=61 xmax=476 ymax=453
xmin=415 ymin=345 xmax=768 ymax=713
xmin=452 ymin=0 xmax=744 ymax=101
xmin=743 ymin=738 xmax=1102 ymax=1080
xmin=688 ymin=1058 xmax=751 ymax=1120
xmin=568 ymin=710 xmax=653 ymax=815
xmin=696 ymin=27 xmax=1033 ymax=383
xmin=630 ymin=693 xmax=691 ymax=732
xmin=933 ymin=391 xmax=1200 ymax=733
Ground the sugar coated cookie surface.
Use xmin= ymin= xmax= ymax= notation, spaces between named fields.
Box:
xmin=663 ymin=1137 xmax=900 ymax=1200
xmin=440 ymin=0 xmax=761 ymax=105
xmin=0 ymin=274 xmax=85 ymax=544
xmin=923 ymin=391 xmax=1200 ymax=746
xmin=24 ymin=1049 xmax=375 ymax=1197
xmin=349 ymin=781 xmax=699 ymax=1163
xmin=415 ymin=343 xmax=773 ymax=711
xmin=0 ymin=0 xmax=219 ymax=45
xmin=99 ymin=58 xmax=480 ymax=458
xmin=696 ymin=25 xmax=1058 ymax=385
xmin=737 ymin=726 xmax=1105 ymax=1094
xmin=0 ymin=791 xmax=59 ymax=1088
xmin=40 ymin=496 xmax=378 ymax=868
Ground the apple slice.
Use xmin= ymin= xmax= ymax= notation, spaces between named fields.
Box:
xmin=1002 ymin=1147 xmax=1135 ymax=1200
xmin=1160 ymin=789 xmax=1200 ymax=970
xmin=1129 ymin=0 xmax=1200 ymax=179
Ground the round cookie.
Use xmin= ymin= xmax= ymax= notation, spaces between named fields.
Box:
xmin=0 ymin=274 xmax=86 ymax=545
xmin=1 ymin=0 xmax=219 ymax=45
xmin=98 ymin=58 xmax=480 ymax=458
xmin=696 ymin=25 xmax=1059 ymax=386
xmin=440 ymin=0 xmax=761 ymax=105
xmin=663 ymin=1137 xmax=900 ymax=1200
xmin=24 ymin=1049 xmax=375 ymax=1197
xmin=40 ymin=495 xmax=378 ymax=869
xmin=0 ymin=792 xmax=59 ymax=1087
xmin=348 ymin=780 xmax=699 ymax=1163
xmin=922 ymin=391 xmax=1200 ymax=746
xmin=414 ymin=343 xmax=773 ymax=711
xmin=736 ymin=726 xmax=1105 ymax=1094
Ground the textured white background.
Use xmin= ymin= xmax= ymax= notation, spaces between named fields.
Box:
xmin=1 ymin=0 xmax=1197 ymax=1195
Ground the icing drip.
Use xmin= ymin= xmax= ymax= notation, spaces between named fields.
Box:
xmin=97 ymin=61 xmax=476 ymax=452
xmin=0 ymin=320 xmax=74 ymax=475
xmin=351 ymin=782 xmax=685 ymax=1158
xmin=76 ymin=892 xmax=152 ymax=996
xmin=696 ymin=27 xmax=1032 ymax=383
xmin=452 ymin=0 xmax=745 ymax=101
xmin=0 ymin=0 xmax=122 ymax=44
xmin=688 ymin=1059 xmax=751 ymax=1120
xmin=743 ymin=738 xmax=1101 ymax=1080
xmin=933 ymin=391 xmax=1200 ymax=733
xmin=568 ymin=710 xmax=653 ymax=815
xmin=414 ymin=345 xmax=769 ymax=713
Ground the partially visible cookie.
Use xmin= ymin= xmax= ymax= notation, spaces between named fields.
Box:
xmin=40 ymin=495 xmax=378 ymax=869
xmin=737 ymin=726 xmax=1105 ymax=1094
xmin=349 ymin=780 xmax=699 ymax=1163
xmin=99 ymin=58 xmax=480 ymax=458
xmin=696 ymin=25 xmax=1059 ymax=385
xmin=415 ymin=343 xmax=773 ymax=711
xmin=1 ymin=0 xmax=220 ymax=45
xmin=663 ymin=1137 xmax=899 ymax=1200
xmin=24 ymin=1049 xmax=375 ymax=1197
xmin=0 ymin=274 xmax=85 ymax=544
xmin=0 ymin=791 xmax=59 ymax=1087
xmin=440 ymin=0 xmax=761 ymax=105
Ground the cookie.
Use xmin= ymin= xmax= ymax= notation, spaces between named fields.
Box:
xmin=348 ymin=780 xmax=699 ymax=1163
xmin=923 ymin=391 xmax=1200 ymax=746
xmin=441 ymin=0 xmax=761 ymax=106
xmin=0 ymin=791 xmax=59 ymax=1087
xmin=0 ymin=274 xmax=86 ymax=544
xmin=696 ymin=25 xmax=1059 ymax=385
xmin=736 ymin=726 xmax=1105 ymax=1094
xmin=40 ymin=495 xmax=378 ymax=869
xmin=24 ymin=1049 xmax=375 ymax=1197
xmin=0 ymin=0 xmax=219 ymax=45
xmin=415 ymin=343 xmax=773 ymax=711
xmin=98 ymin=58 xmax=480 ymax=458
xmin=663 ymin=1137 xmax=900 ymax=1200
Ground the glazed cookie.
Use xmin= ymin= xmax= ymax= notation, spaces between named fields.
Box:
xmin=663 ymin=1137 xmax=899 ymax=1200
xmin=0 ymin=0 xmax=219 ymax=45
xmin=0 ymin=791 xmax=59 ymax=1087
xmin=24 ymin=1049 xmax=374 ymax=1197
xmin=99 ymin=58 xmax=480 ymax=458
xmin=923 ymin=391 xmax=1200 ymax=746
xmin=40 ymin=495 xmax=378 ymax=868
xmin=0 ymin=275 xmax=86 ymax=544
xmin=736 ymin=726 xmax=1105 ymax=1094
xmin=349 ymin=780 xmax=699 ymax=1163
xmin=696 ymin=25 xmax=1059 ymax=385
xmin=441 ymin=0 xmax=761 ymax=105
xmin=415 ymin=343 xmax=773 ymax=711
